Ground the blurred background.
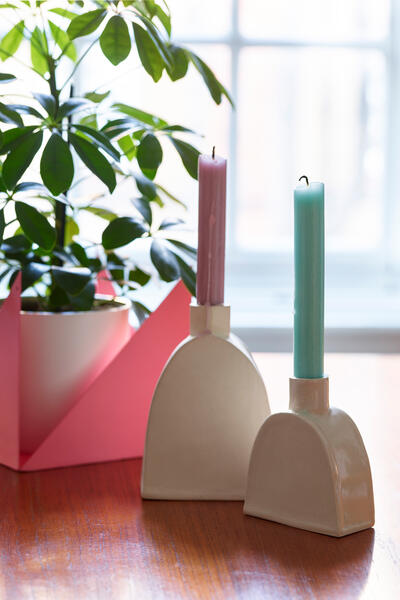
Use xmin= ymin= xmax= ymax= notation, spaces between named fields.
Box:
xmin=4 ymin=0 xmax=400 ymax=351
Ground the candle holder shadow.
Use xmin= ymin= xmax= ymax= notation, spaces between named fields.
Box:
xmin=141 ymin=304 xmax=270 ymax=500
xmin=244 ymin=377 xmax=375 ymax=537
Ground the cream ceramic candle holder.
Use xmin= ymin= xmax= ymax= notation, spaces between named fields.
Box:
xmin=141 ymin=303 xmax=270 ymax=500
xmin=244 ymin=376 xmax=375 ymax=537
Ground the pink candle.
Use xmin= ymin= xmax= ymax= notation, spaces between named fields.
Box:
xmin=196 ymin=150 xmax=227 ymax=305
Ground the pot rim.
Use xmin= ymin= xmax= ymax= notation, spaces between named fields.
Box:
xmin=13 ymin=294 xmax=132 ymax=316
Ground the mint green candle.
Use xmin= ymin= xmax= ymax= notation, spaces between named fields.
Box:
xmin=294 ymin=178 xmax=324 ymax=379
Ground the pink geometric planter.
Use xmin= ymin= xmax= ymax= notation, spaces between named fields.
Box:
xmin=0 ymin=273 xmax=190 ymax=471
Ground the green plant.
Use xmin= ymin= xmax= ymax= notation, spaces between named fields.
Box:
xmin=0 ymin=0 xmax=231 ymax=318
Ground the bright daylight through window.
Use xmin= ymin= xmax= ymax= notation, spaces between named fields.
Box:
xmin=1 ymin=0 xmax=399 ymax=350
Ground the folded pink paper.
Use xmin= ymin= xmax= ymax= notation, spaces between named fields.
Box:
xmin=0 ymin=273 xmax=190 ymax=471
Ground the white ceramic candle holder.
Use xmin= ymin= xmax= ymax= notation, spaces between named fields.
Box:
xmin=244 ymin=376 xmax=375 ymax=536
xmin=141 ymin=303 xmax=270 ymax=500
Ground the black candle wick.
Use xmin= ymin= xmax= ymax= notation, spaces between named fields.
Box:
xmin=299 ymin=175 xmax=309 ymax=186
xmin=212 ymin=146 xmax=215 ymax=159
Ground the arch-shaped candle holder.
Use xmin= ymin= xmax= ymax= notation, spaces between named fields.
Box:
xmin=141 ymin=303 xmax=270 ymax=500
xmin=244 ymin=376 xmax=375 ymax=536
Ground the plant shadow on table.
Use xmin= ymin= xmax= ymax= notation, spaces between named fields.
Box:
xmin=141 ymin=498 xmax=375 ymax=599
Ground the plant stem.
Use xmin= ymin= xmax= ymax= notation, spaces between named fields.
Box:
xmin=48 ymin=57 xmax=59 ymax=111
xmin=47 ymin=58 xmax=67 ymax=256
xmin=61 ymin=39 xmax=97 ymax=92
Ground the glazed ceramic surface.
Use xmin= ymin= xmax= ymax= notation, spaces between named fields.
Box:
xmin=19 ymin=295 xmax=131 ymax=454
xmin=244 ymin=376 xmax=375 ymax=537
xmin=141 ymin=304 xmax=270 ymax=500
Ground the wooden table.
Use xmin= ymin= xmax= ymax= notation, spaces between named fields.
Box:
xmin=1 ymin=354 xmax=399 ymax=599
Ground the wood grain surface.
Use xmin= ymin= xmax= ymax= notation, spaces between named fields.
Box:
xmin=1 ymin=353 xmax=399 ymax=599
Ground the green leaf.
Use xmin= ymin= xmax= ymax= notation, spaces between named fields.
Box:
xmin=67 ymin=9 xmax=107 ymax=40
xmin=159 ymin=218 xmax=184 ymax=230
xmin=132 ymin=196 xmax=152 ymax=225
xmin=31 ymin=27 xmax=48 ymax=76
xmin=0 ymin=126 xmax=36 ymax=154
xmin=187 ymin=50 xmax=233 ymax=106
xmin=108 ymin=257 xmax=124 ymax=281
xmin=160 ymin=125 xmax=196 ymax=135
xmin=73 ymin=124 xmax=120 ymax=161
xmin=49 ymin=8 xmax=78 ymax=20
xmin=57 ymin=98 xmax=88 ymax=120
xmin=166 ymin=238 xmax=197 ymax=259
xmin=33 ymin=93 xmax=56 ymax=117
xmin=3 ymin=131 xmax=43 ymax=189
xmin=7 ymin=103 xmax=43 ymax=118
xmin=82 ymin=206 xmax=118 ymax=221
xmin=67 ymin=280 xmax=95 ymax=310
xmin=137 ymin=133 xmax=162 ymax=175
xmin=0 ymin=72 xmax=16 ymax=83
xmin=134 ymin=172 xmax=156 ymax=199
xmin=170 ymin=138 xmax=200 ymax=179
xmin=1 ymin=234 xmax=32 ymax=258
xmin=15 ymin=201 xmax=56 ymax=250
xmin=132 ymin=22 xmax=164 ymax=82
xmin=135 ymin=14 xmax=172 ymax=66
xmin=129 ymin=266 xmax=151 ymax=286
xmin=150 ymin=239 xmax=180 ymax=282
xmin=113 ymin=102 xmax=167 ymax=128
xmin=173 ymin=252 xmax=196 ymax=296
xmin=0 ymin=102 xmax=23 ymax=126
xmin=69 ymin=242 xmax=89 ymax=267
xmin=64 ymin=217 xmax=79 ymax=245
xmin=52 ymin=267 xmax=91 ymax=295
xmin=101 ymin=117 xmax=134 ymax=139
xmin=85 ymin=90 xmax=110 ymax=103
xmin=69 ymin=132 xmax=116 ymax=193
xmin=21 ymin=262 xmax=49 ymax=292
xmin=0 ymin=209 xmax=4 ymax=244
xmin=117 ymin=134 xmax=136 ymax=160
xmin=48 ymin=284 xmax=69 ymax=309
xmin=156 ymin=182 xmax=186 ymax=207
xmin=102 ymin=216 xmax=147 ymax=249
xmin=14 ymin=181 xmax=46 ymax=193
xmin=49 ymin=21 xmax=77 ymax=61
xmin=40 ymin=133 xmax=74 ymax=196
xmin=100 ymin=15 xmax=131 ymax=66
xmin=166 ymin=45 xmax=188 ymax=81
xmin=79 ymin=112 xmax=98 ymax=129
xmin=107 ymin=251 xmax=124 ymax=275
xmin=155 ymin=4 xmax=171 ymax=36
xmin=0 ymin=21 xmax=24 ymax=62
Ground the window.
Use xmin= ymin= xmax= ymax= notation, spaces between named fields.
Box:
xmin=147 ymin=0 xmax=400 ymax=349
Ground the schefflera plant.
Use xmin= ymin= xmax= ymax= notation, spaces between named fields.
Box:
xmin=0 ymin=0 xmax=231 ymax=319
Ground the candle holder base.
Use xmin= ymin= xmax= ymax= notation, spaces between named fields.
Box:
xmin=244 ymin=377 xmax=374 ymax=537
xmin=141 ymin=303 xmax=270 ymax=500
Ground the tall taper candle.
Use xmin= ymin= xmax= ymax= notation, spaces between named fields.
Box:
xmin=196 ymin=149 xmax=227 ymax=305
xmin=294 ymin=176 xmax=325 ymax=378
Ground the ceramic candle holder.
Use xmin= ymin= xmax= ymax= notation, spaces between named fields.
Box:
xmin=244 ymin=376 xmax=375 ymax=537
xmin=141 ymin=303 xmax=270 ymax=500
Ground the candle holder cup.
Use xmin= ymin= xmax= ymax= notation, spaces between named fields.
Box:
xmin=244 ymin=376 xmax=375 ymax=536
xmin=141 ymin=303 xmax=270 ymax=500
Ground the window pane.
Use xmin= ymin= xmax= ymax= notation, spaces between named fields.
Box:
xmin=236 ymin=47 xmax=386 ymax=252
xmin=239 ymin=0 xmax=390 ymax=42
xmin=168 ymin=0 xmax=232 ymax=38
